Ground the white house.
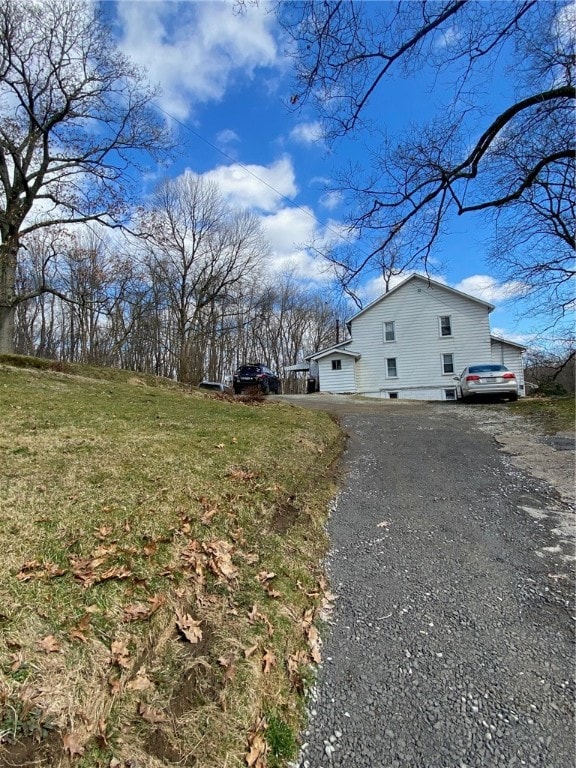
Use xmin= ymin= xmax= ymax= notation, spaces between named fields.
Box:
xmin=307 ymin=275 xmax=526 ymax=401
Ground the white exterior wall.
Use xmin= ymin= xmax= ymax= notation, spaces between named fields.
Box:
xmin=349 ymin=278 xmax=492 ymax=400
xmin=491 ymin=340 xmax=526 ymax=396
xmin=316 ymin=354 xmax=357 ymax=393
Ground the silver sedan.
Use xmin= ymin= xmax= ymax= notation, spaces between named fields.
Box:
xmin=456 ymin=364 xmax=519 ymax=401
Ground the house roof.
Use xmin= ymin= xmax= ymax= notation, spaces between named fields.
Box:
xmin=347 ymin=274 xmax=495 ymax=325
xmin=308 ymin=347 xmax=361 ymax=362
xmin=490 ymin=335 xmax=527 ymax=351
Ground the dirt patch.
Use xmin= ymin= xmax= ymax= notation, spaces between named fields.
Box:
xmin=452 ymin=404 xmax=575 ymax=508
xmin=271 ymin=497 xmax=301 ymax=533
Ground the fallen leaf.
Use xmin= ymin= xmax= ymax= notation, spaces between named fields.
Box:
xmin=38 ymin=635 xmax=61 ymax=653
xmin=215 ymin=443 xmax=225 ymax=449
xmin=246 ymin=719 xmax=267 ymax=767
xmin=203 ymin=539 xmax=238 ymax=582
xmin=257 ymin=571 xmax=276 ymax=583
xmin=111 ymin=638 xmax=130 ymax=668
xmin=123 ymin=602 xmax=154 ymax=622
xmin=138 ymin=702 xmax=168 ymax=724
xmin=143 ymin=541 xmax=158 ymax=557
xmin=377 ymin=520 xmax=390 ymax=528
xmin=262 ymin=648 xmax=276 ymax=674
xmin=94 ymin=524 xmax=114 ymax=540
xmin=99 ymin=565 xmax=132 ymax=582
xmin=126 ymin=669 xmax=153 ymax=691
xmin=70 ymin=612 xmax=92 ymax=642
xmin=108 ymin=674 xmax=122 ymax=695
xmin=63 ymin=731 xmax=85 ymax=757
xmin=244 ymin=643 xmax=259 ymax=658
xmin=176 ymin=611 xmax=203 ymax=644
xmin=218 ymin=655 xmax=237 ymax=682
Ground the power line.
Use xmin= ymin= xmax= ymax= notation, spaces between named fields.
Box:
xmin=154 ymin=103 xmax=355 ymax=250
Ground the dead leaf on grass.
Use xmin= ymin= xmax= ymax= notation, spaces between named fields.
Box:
xmin=123 ymin=594 xmax=164 ymax=622
xmin=126 ymin=668 xmax=153 ymax=691
xmin=228 ymin=468 xmax=258 ymax=482
xmin=62 ymin=731 xmax=85 ymax=757
xmin=244 ymin=643 xmax=259 ymax=659
xmin=16 ymin=559 xmax=66 ymax=581
xmin=99 ymin=565 xmax=132 ymax=582
xmin=38 ymin=635 xmax=61 ymax=653
xmin=217 ymin=655 xmax=237 ymax=682
xmin=110 ymin=638 xmax=131 ymax=669
xmin=246 ymin=718 xmax=267 ymax=767
xmin=138 ymin=702 xmax=168 ymax=724
xmin=204 ymin=539 xmax=238 ymax=582
xmin=262 ymin=648 xmax=276 ymax=674
xmin=256 ymin=571 xmax=275 ymax=583
xmin=175 ymin=611 xmax=203 ymax=644
xmin=94 ymin=524 xmax=114 ymax=540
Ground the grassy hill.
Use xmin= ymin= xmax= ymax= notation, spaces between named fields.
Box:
xmin=0 ymin=357 xmax=343 ymax=768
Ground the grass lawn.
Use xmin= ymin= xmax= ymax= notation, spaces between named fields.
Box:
xmin=510 ymin=394 xmax=575 ymax=434
xmin=0 ymin=358 xmax=343 ymax=768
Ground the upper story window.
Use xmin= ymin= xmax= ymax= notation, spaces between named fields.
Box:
xmin=386 ymin=357 xmax=398 ymax=378
xmin=439 ymin=315 xmax=452 ymax=337
xmin=383 ymin=321 xmax=396 ymax=342
xmin=331 ymin=359 xmax=342 ymax=371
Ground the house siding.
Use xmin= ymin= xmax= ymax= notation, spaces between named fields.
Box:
xmin=316 ymin=354 xmax=357 ymax=393
xmin=491 ymin=340 xmax=526 ymax=395
xmin=350 ymin=278 xmax=492 ymax=399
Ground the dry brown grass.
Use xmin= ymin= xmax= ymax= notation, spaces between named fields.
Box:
xmin=0 ymin=359 xmax=343 ymax=768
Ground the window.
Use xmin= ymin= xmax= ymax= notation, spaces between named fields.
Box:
xmin=444 ymin=388 xmax=457 ymax=401
xmin=439 ymin=315 xmax=452 ymax=337
xmin=389 ymin=392 xmax=399 ymax=399
xmin=442 ymin=353 xmax=455 ymax=374
xmin=383 ymin=321 xmax=396 ymax=342
xmin=386 ymin=357 xmax=398 ymax=378
xmin=331 ymin=359 xmax=342 ymax=371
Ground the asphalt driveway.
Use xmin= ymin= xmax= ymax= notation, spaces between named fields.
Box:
xmin=278 ymin=396 xmax=575 ymax=768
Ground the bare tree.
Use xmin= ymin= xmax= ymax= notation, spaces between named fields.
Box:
xmin=139 ymin=174 xmax=266 ymax=382
xmin=0 ymin=0 xmax=171 ymax=353
xmin=279 ymin=1 xmax=575 ymax=316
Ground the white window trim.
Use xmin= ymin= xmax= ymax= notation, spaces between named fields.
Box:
xmin=439 ymin=315 xmax=452 ymax=338
xmin=331 ymin=359 xmax=342 ymax=371
xmin=383 ymin=320 xmax=396 ymax=343
xmin=386 ymin=357 xmax=398 ymax=378
xmin=444 ymin=388 xmax=457 ymax=401
xmin=441 ymin=353 xmax=455 ymax=375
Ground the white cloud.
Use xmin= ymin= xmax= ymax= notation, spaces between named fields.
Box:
xmin=453 ymin=275 xmax=528 ymax=302
xmin=289 ymin=121 xmax=324 ymax=146
xmin=216 ymin=129 xmax=240 ymax=146
xmin=319 ymin=190 xmax=342 ymax=210
xmin=115 ymin=1 xmax=279 ymax=120
xmin=260 ymin=206 xmax=348 ymax=282
xmin=490 ymin=328 xmax=533 ymax=345
xmin=197 ymin=156 xmax=297 ymax=213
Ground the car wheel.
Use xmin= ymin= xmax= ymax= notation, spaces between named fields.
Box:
xmin=261 ymin=382 xmax=270 ymax=395
xmin=233 ymin=386 xmax=241 ymax=395
xmin=508 ymin=392 xmax=518 ymax=402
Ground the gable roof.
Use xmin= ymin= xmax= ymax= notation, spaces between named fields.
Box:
xmin=490 ymin=335 xmax=526 ymax=351
xmin=306 ymin=345 xmax=360 ymax=362
xmin=348 ymin=274 xmax=495 ymax=325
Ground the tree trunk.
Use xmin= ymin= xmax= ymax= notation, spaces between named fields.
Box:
xmin=0 ymin=243 xmax=17 ymax=354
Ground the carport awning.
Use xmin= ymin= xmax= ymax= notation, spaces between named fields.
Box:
xmin=285 ymin=363 xmax=310 ymax=372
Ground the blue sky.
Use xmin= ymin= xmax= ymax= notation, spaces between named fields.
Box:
xmin=105 ymin=0 xmax=553 ymax=345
